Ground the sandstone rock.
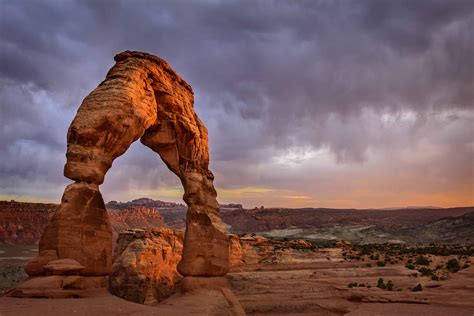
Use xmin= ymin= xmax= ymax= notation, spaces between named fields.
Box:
xmin=30 ymin=51 xmax=228 ymax=280
xmin=44 ymin=259 xmax=85 ymax=275
xmin=25 ymin=249 xmax=58 ymax=276
xmin=108 ymin=206 xmax=165 ymax=240
xmin=109 ymin=227 xmax=184 ymax=304
xmin=39 ymin=182 xmax=113 ymax=276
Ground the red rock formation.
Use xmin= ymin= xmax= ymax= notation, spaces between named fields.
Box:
xmin=108 ymin=229 xmax=303 ymax=307
xmin=37 ymin=182 xmax=113 ymax=276
xmin=229 ymin=235 xmax=244 ymax=267
xmin=17 ymin=51 xmax=232 ymax=303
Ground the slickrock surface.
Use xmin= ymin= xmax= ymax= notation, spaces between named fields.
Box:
xmin=0 ymin=290 xmax=243 ymax=316
xmin=228 ymin=261 xmax=474 ymax=315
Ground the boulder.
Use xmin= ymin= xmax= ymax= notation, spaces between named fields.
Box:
xmin=109 ymin=227 xmax=184 ymax=304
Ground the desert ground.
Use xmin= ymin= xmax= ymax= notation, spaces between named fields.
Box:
xmin=1 ymin=235 xmax=473 ymax=315
xmin=229 ymin=250 xmax=474 ymax=315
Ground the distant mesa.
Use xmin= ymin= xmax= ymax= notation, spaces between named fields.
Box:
xmin=106 ymin=198 xmax=184 ymax=210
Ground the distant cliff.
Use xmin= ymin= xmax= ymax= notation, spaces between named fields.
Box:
xmin=0 ymin=201 xmax=56 ymax=245
xmin=0 ymin=200 xmax=166 ymax=245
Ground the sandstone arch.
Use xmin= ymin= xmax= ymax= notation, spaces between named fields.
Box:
xmin=28 ymin=51 xmax=229 ymax=279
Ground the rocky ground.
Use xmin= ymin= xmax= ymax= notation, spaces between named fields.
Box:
xmin=1 ymin=232 xmax=473 ymax=315
xmin=0 ymin=245 xmax=36 ymax=294
xmin=228 ymin=241 xmax=474 ymax=315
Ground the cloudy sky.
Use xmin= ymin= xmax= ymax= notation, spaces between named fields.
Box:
xmin=1 ymin=0 xmax=473 ymax=208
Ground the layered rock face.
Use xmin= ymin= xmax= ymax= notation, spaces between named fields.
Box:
xmin=18 ymin=51 xmax=230 ymax=299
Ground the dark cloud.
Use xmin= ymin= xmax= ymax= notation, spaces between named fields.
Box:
xmin=0 ymin=0 xmax=472 ymax=206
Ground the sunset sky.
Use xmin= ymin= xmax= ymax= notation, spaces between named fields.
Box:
xmin=1 ymin=0 xmax=473 ymax=208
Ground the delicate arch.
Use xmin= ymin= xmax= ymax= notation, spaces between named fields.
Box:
xmin=33 ymin=51 xmax=229 ymax=277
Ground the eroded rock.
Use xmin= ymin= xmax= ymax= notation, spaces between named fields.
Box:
xmin=23 ymin=51 xmax=229 ymax=283
xmin=38 ymin=182 xmax=113 ymax=276
xmin=109 ymin=227 xmax=184 ymax=304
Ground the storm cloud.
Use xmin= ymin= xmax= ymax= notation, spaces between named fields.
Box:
xmin=1 ymin=0 xmax=473 ymax=208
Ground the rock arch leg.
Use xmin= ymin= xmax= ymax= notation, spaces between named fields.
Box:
xmin=141 ymin=117 xmax=229 ymax=276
